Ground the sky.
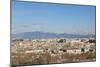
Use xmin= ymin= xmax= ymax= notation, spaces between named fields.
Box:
xmin=12 ymin=0 xmax=96 ymax=34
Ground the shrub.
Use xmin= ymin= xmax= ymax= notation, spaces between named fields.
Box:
xmin=86 ymin=53 xmax=96 ymax=59
xmin=35 ymin=56 xmax=44 ymax=64
xmin=11 ymin=65 xmax=16 ymax=67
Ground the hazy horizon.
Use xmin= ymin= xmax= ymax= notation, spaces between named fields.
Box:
xmin=13 ymin=31 xmax=95 ymax=35
xmin=12 ymin=1 xmax=96 ymax=35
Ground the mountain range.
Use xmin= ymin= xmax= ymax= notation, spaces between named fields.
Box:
xmin=12 ymin=31 xmax=95 ymax=39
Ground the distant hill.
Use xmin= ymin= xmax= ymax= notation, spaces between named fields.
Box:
xmin=12 ymin=31 xmax=95 ymax=39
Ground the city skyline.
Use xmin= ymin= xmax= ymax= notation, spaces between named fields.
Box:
xmin=12 ymin=1 xmax=96 ymax=35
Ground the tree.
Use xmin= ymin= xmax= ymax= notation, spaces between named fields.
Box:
xmin=58 ymin=39 xmax=66 ymax=43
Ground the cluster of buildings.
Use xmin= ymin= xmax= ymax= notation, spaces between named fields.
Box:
xmin=11 ymin=38 xmax=96 ymax=65
xmin=11 ymin=38 xmax=96 ymax=54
